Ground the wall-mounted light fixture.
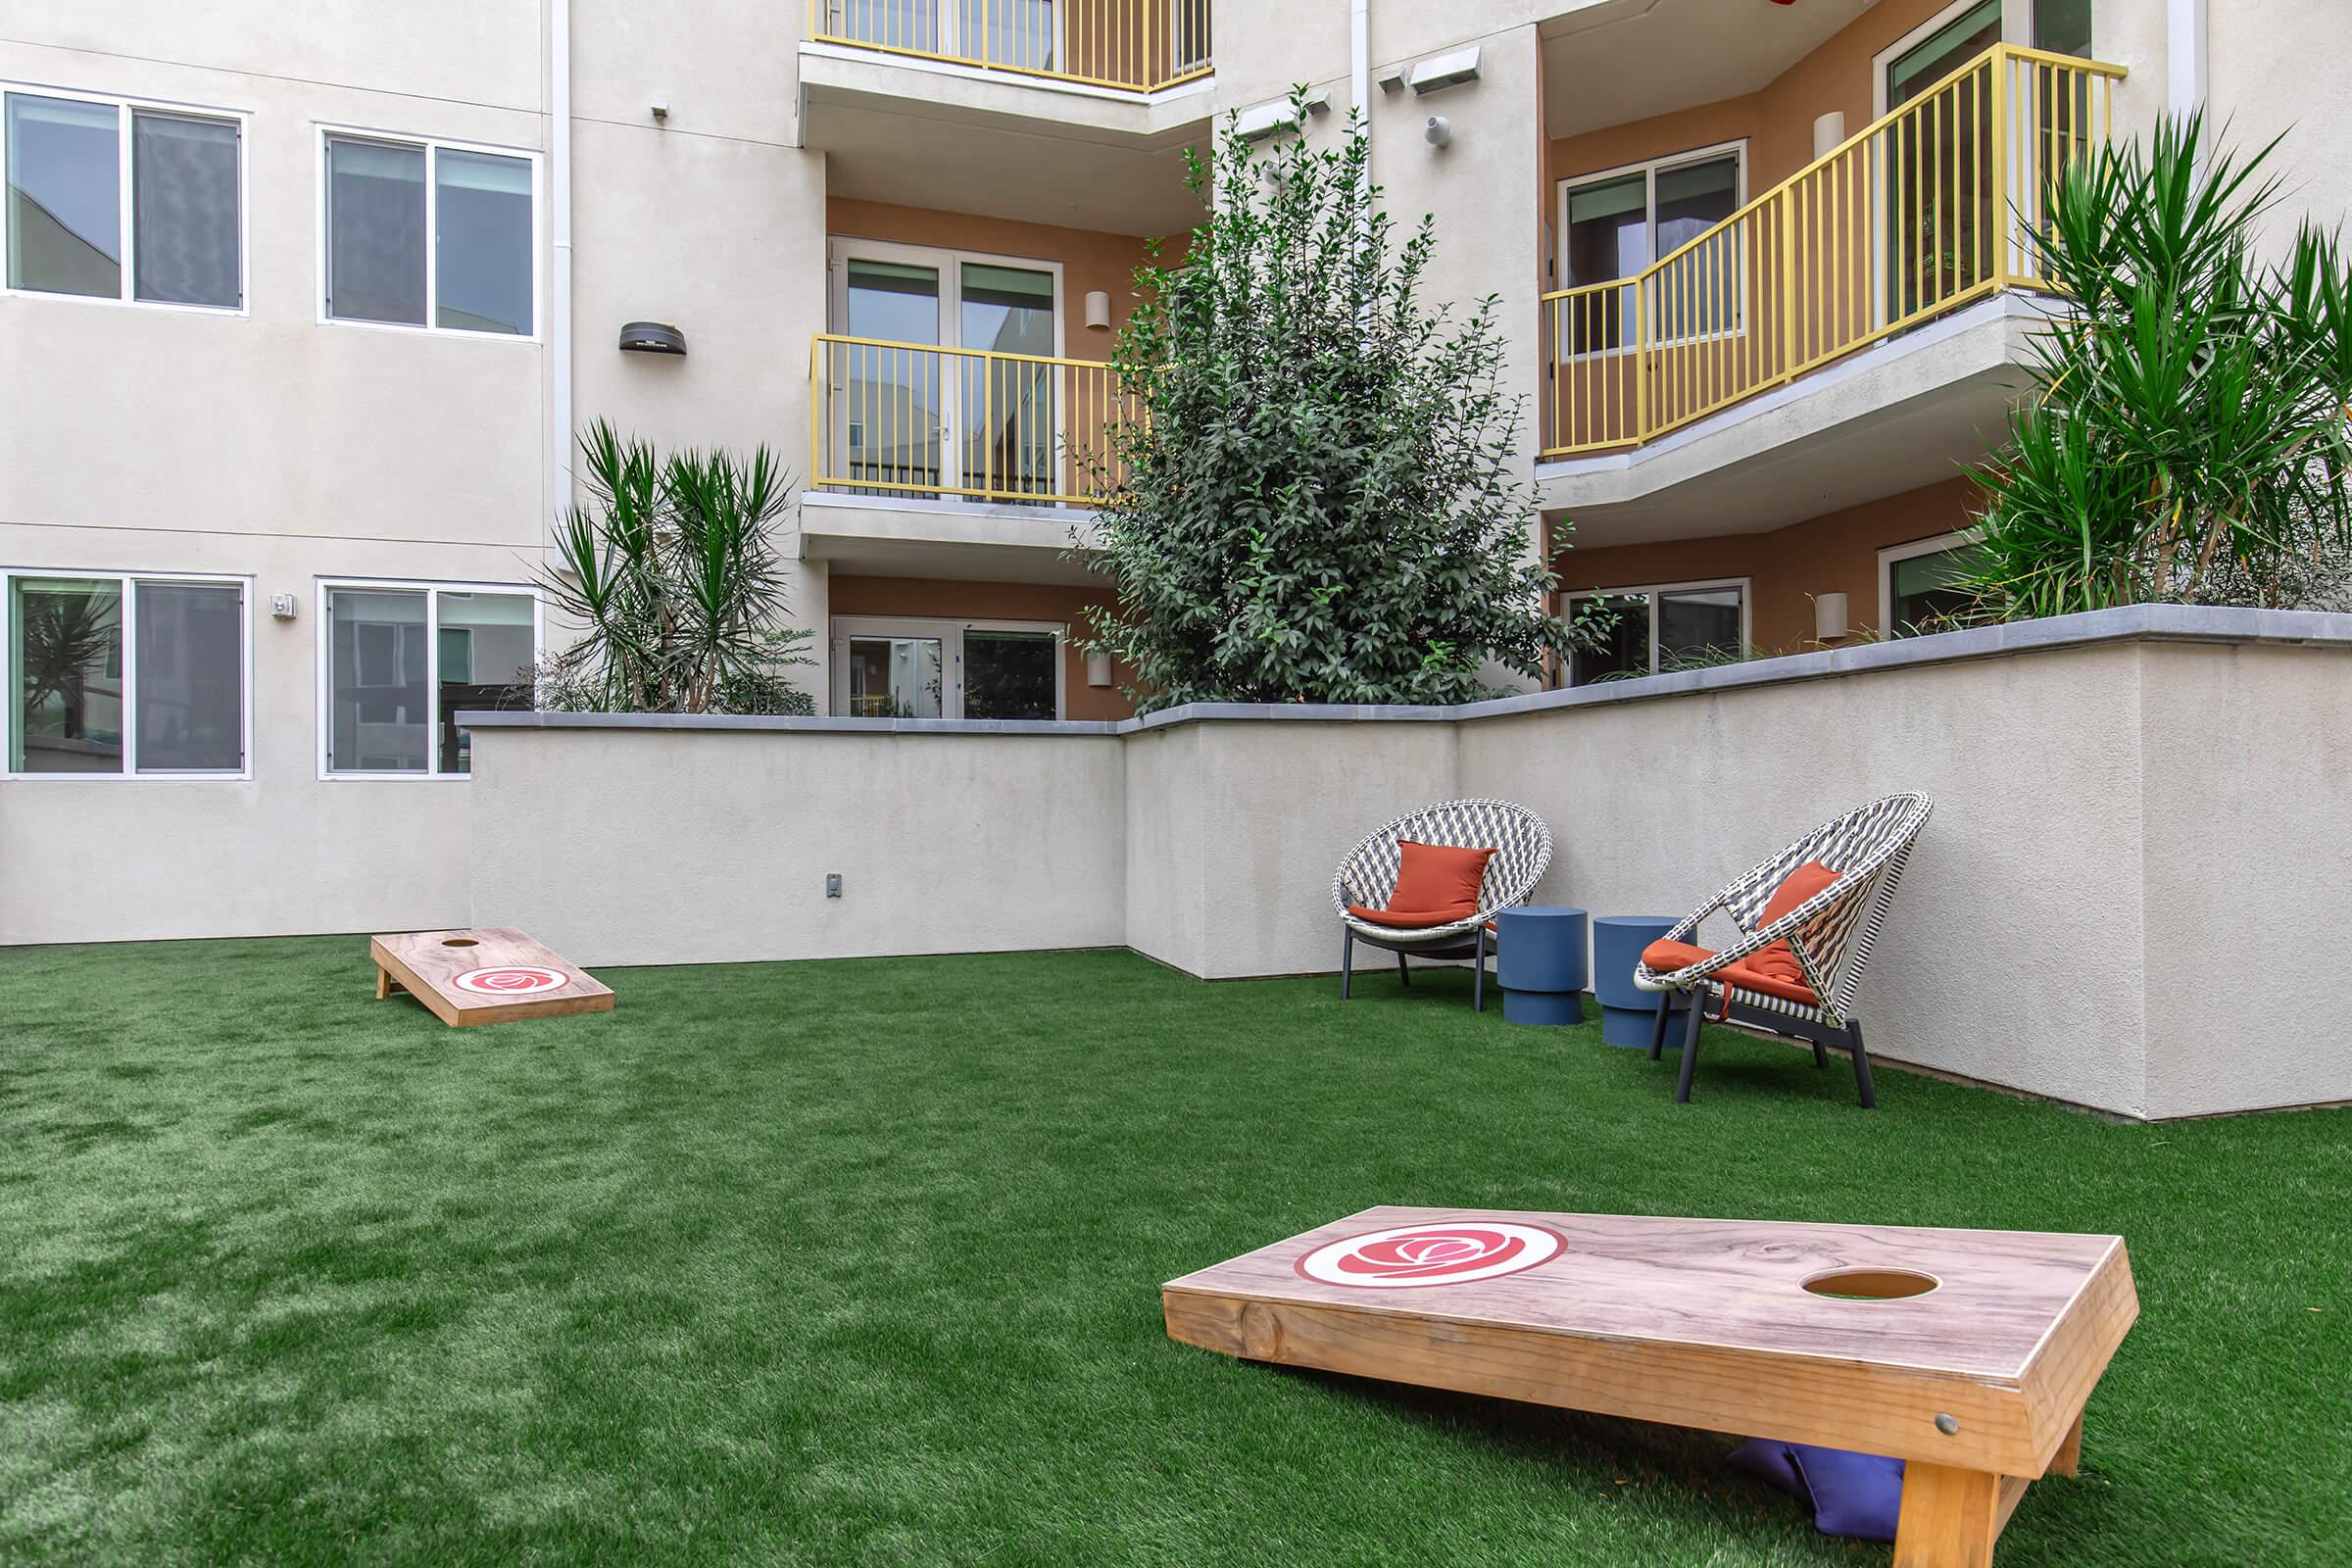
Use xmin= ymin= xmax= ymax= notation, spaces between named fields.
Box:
xmin=1424 ymin=116 xmax=1451 ymax=149
xmin=1813 ymin=111 xmax=1846 ymax=158
xmin=1236 ymin=91 xmax=1329 ymax=141
xmin=1084 ymin=291 xmax=1112 ymax=330
xmin=618 ymin=320 xmax=687 ymax=356
xmin=1408 ymin=46 xmax=1482 ymax=95
xmin=1815 ymin=591 xmax=1850 ymax=642
xmin=1086 ymin=651 xmax=1113 ymax=688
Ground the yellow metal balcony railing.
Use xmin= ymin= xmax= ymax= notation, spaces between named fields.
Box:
xmin=807 ymin=0 xmax=1211 ymax=93
xmin=1541 ymin=44 xmax=2127 ymax=459
xmin=810 ymin=334 xmax=1134 ymax=507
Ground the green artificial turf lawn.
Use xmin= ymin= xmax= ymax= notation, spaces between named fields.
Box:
xmin=1 ymin=940 xmax=2346 ymax=1566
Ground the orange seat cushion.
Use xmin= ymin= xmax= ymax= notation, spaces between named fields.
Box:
xmin=1348 ymin=903 xmax=1474 ymax=931
xmin=1386 ymin=840 xmax=1496 ymax=924
xmin=1641 ymin=938 xmax=1715 ymax=973
xmin=1642 ymin=938 xmax=1820 ymax=1006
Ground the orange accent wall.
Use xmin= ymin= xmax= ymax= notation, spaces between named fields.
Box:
xmin=1548 ymin=0 xmax=1968 ymax=219
xmin=825 ymin=198 xmax=1185 ymax=361
xmin=827 ymin=574 xmax=1137 ymax=720
xmin=1551 ymin=476 xmax=1983 ymax=655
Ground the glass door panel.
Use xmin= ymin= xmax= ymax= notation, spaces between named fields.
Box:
xmin=964 ymin=629 xmax=1056 ymax=719
xmin=958 ymin=262 xmax=1056 ymax=501
xmin=828 ymin=0 xmax=937 ymax=51
xmin=1886 ymin=0 xmax=2001 ymax=320
xmin=959 ymin=0 xmax=1054 ymax=71
xmin=846 ymin=636 xmax=944 ymax=717
xmin=1657 ymin=588 xmax=1743 ymax=667
xmin=842 ymin=259 xmax=944 ymax=496
xmin=1563 ymin=172 xmax=1647 ymax=355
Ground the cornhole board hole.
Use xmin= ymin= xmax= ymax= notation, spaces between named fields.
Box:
xmin=370 ymin=927 xmax=613 ymax=1027
xmin=1164 ymin=1207 xmax=2136 ymax=1568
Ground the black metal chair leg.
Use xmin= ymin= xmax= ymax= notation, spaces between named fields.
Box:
xmin=1848 ymin=1019 xmax=1878 ymax=1109
xmin=1674 ymin=990 xmax=1705 ymax=1102
xmin=1341 ymin=926 xmax=1353 ymax=1000
xmin=1648 ymin=992 xmax=1673 ymax=1060
xmin=1397 ymin=951 xmax=1410 ymax=987
xmin=1812 ymin=1035 xmax=1830 ymax=1069
xmin=1473 ymin=927 xmax=1487 ymax=1013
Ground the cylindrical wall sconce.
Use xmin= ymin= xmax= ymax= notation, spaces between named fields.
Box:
xmin=1813 ymin=112 xmax=1846 ymax=158
xmin=1086 ymin=651 xmax=1113 ymax=687
xmin=1083 ymin=291 xmax=1112 ymax=330
xmin=1815 ymin=592 xmax=1850 ymax=642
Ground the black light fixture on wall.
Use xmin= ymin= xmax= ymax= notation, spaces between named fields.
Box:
xmin=618 ymin=320 xmax=687 ymax=356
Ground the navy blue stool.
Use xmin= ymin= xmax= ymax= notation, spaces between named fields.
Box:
xmin=1593 ymin=915 xmax=1692 ymax=1048
xmin=1494 ymin=906 xmax=1589 ymax=1026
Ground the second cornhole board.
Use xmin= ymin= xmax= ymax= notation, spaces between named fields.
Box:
xmin=1164 ymin=1207 xmax=2136 ymax=1567
xmin=370 ymin=927 xmax=613 ymax=1027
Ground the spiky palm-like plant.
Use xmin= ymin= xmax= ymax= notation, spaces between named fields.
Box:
xmin=1968 ymin=116 xmax=2352 ymax=617
xmin=533 ymin=422 xmax=814 ymax=714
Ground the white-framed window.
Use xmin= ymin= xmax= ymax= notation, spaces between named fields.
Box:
xmin=2 ymin=84 xmax=245 ymax=312
xmin=1563 ymin=577 xmax=1749 ymax=686
xmin=829 ymin=614 xmax=1065 ymax=720
xmin=824 ymin=236 xmax=1065 ymax=501
xmin=3 ymin=569 xmax=250 ymax=777
xmin=1554 ymin=140 xmax=1745 ymax=356
xmin=318 ymin=128 xmax=540 ymax=337
xmin=1879 ymin=530 xmax=1985 ymax=634
xmin=318 ymin=579 xmax=541 ymax=777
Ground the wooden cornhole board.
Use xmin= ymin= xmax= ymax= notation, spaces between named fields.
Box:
xmin=1164 ymin=1206 xmax=2136 ymax=1568
xmin=370 ymin=927 xmax=612 ymax=1027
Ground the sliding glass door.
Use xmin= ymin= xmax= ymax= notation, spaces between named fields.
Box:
xmin=827 ymin=240 xmax=1062 ymax=503
xmin=831 ymin=616 xmax=1063 ymax=719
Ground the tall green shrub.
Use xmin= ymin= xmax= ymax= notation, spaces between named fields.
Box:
xmin=1081 ymin=98 xmax=1590 ymax=710
xmin=1968 ymin=116 xmax=2352 ymax=617
xmin=533 ymin=422 xmax=815 ymax=714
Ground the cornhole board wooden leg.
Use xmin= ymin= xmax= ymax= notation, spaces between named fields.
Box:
xmin=1892 ymin=1463 xmax=2005 ymax=1568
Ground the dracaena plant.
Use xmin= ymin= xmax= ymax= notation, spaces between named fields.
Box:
xmin=1077 ymin=92 xmax=1601 ymax=710
xmin=531 ymin=421 xmax=815 ymax=714
xmin=1966 ymin=115 xmax=2352 ymax=618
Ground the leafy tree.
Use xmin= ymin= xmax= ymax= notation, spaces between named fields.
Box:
xmin=1080 ymin=96 xmax=1592 ymax=710
xmin=1966 ymin=116 xmax=2352 ymax=617
xmin=533 ymin=421 xmax=815 ymax=714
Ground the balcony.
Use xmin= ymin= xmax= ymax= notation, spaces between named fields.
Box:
xmin=805 ymin=0 xmax=1211 ymax=92
xmin=1540 ymin=45 xmax=2126 ymax=466
xmin=801 ymin=334 xmax=1128 ymax=581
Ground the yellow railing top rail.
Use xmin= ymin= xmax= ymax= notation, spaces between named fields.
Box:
xmin=1541 ymin=43 xmax=2127 ymax=306
xmin=804 ymin=0 xmax=1212 ymax=95
xmin=813 ymin=331 xmax=1117 ymax=372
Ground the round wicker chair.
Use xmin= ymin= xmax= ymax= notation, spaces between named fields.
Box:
xmin=1634 ymin=791 xmax=1933 ymax=1107
xmin=1332 ymin=799 xmax=1554 ymax=1009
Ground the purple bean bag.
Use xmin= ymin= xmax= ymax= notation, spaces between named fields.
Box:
xmin=1728 ymin=1439 xmax=1907 ymax=1543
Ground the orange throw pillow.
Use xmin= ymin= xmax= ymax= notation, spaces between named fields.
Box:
xmin=1388 ymin=840 xmax=1496 ymax=922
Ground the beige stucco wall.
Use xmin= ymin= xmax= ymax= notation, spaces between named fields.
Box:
xmin=462 ymin=615 xmax=2352 ymax=1121
xmin=470 ymin=725 xmax=1127 ymax=967
xmin=1461 ymin=642 xmax=2157 ymax=1114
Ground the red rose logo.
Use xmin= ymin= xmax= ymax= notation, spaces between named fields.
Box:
xmin=451 ymin=965 xmax=568 ymax=996
xmin=1297 ymin=1221 xmax=1565 ymax=1289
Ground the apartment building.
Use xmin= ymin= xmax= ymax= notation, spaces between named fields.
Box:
xmin=0 ymin=0 xmax=2336 ymax=945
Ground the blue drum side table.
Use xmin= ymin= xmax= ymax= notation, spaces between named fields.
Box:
xmin=1593 ymin=914 xmax=1692 ymax=1048
xmin=1494 ymin=906 xmax=1589 ymax=1026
